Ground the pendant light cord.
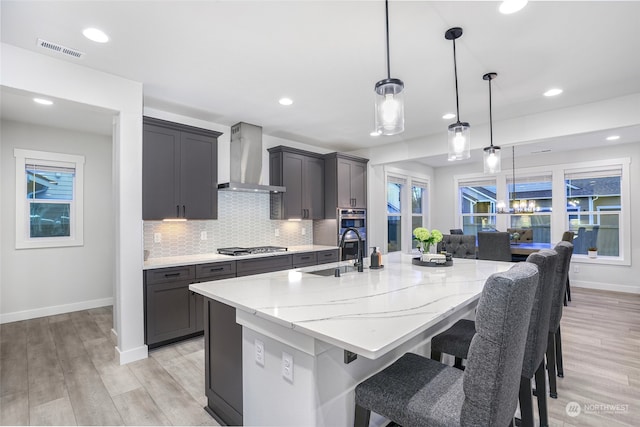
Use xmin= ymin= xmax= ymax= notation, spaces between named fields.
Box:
xmin=512 ymin=145 xmax=516 ymax=204
xmin=385 ymin=0 xmax=391 ymax=79
xmin=489 ymin=77 xmax=494 ymax=147
xmin=452 ymin=37 xmax=460 ymax=119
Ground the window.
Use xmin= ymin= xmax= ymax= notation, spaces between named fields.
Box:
xmin=507 ymin=174 xmax=552 ymax=243
xmin=15 ymin=149 xmax=85 ymax=249
xmin=411 ymin=181 xmax=428 ymax=249
xmin=565 ymin=168 xmax=621 ymax=256
xmin=387 ymin=176 xmax=404 ymax=252
xmin=458 ymin=178 xmax=497 ymax=237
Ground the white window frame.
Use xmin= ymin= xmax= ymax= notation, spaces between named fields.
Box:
xmin=454 ymin=157 xmax=631 ymax=266
xmin=14 ymin=149 xmax=85 ymax=249
xmin=385 ymin=167 xmax=432 ymax=254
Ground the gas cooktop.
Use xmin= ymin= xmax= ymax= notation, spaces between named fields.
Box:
xmin=217 ymin=246 xmax=288 ymax=256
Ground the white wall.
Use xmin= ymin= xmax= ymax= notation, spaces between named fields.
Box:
xmin=0 ymin=120 xmax=114 ymax=321
xmin=1 ymin=43 xmax=144 ymax=364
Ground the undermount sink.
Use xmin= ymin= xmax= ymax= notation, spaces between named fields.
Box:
xmin=307 ymin=265 xmax=358 ymax=276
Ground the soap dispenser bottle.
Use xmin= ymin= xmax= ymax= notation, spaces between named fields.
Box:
xmin=370 ymin=247 xmax=381 ymax=268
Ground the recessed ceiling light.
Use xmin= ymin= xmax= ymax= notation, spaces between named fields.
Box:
xmin=499 ymin=0 xmax=528 ymax=15
xmin=606 ymin=135 xmax=620 ymax=141
xmin=33 ymin=98 xmax=53 ymax=105
xmin=278 ymin=97 xmax=293 ymax=106
xmin=442 ymin=113 xmax=456 ymax=120
xmin=83 ymin=27 xmax=109 ymax=43
xmin=543 ymin=88 xmax=563 ymax=97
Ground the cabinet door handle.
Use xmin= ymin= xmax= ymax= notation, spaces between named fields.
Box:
xmin=301 ymin=256 xmax=310 ymax=260
xmin=323 ymin=253 xmax=333 ymax=257
xmin=176 ymin=205 xmax=180 ymax=217
xmin=182 ymin=205 xmax=186 ymax=217
xmin=164 ymin=272 xmax=181 ymax=278
xmin=209 ymin=267 xmax=224 ymax=272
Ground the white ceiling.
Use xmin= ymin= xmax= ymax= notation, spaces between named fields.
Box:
xmin=2 ymin=1 xmax=640 ymax=166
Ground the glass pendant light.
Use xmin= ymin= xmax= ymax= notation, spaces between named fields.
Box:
xmin=445 ymin=27 xmax=470 ymax=161
xmin=374 ymin=0 xmax=404 ymax=136
xmin=483 ymin=72 xmax=501 ymax=173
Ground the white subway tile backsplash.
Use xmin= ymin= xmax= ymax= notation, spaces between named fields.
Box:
xmin=144 ymin=192 xmax=313 ymax=259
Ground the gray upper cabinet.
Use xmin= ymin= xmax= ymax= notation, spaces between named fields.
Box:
xmin=324 ymin=153 xmax=369 ymax=217
xmin=143 ymin=117 xmax=222 ymax=220
xmin=268 ymin=146 xmax=324 ymax=220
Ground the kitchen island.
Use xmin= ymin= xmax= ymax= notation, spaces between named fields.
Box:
xmin=190 ymin=253 xmax=512 ymax=426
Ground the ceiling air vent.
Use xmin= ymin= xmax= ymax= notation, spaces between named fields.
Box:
xmin=37 ymin=38 xmax=85 ymax=58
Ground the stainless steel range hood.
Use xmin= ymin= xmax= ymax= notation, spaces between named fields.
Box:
xmin=218 ymin=122 xmax=286 ymax=193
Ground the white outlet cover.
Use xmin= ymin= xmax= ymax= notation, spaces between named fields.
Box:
xmin=200 ymin=231 xmax=207 ymax=240
xmin=154 ymin=233 xmax=161 ymax=243
xmin=301 ymin=227 xmax=306 ymax=235
xmin=274 ymin=228 xmax=280 ymax=237
xmin=282 ymin=351 xmax=293 ymax=382
xmin=255 ymin=339 xmax=265 ymax=367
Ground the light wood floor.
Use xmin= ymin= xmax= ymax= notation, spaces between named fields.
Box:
xmin=1 ymin=288 xmax=639 ymax=426
xmin=0 ymin=307 xmax=218 ymax=426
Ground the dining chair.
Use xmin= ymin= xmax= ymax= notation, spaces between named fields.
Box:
xmin=477 ymin=231 xmax=512 ymax=262
xmin=354 ymin=263 xmax=539 ymax=427
xmin=450 ymin=228 xmax=464 ymax=235
xmin=561 ymin=231 xmax=574 ymax=304
xmin=437 ymin=234 xmax=476 ymax=259
xmin=430 ymin=250 xmax=558 ymax=427
xmin=547 ymin=241 xmax=574 ymax=399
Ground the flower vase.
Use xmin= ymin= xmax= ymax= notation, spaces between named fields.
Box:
xmin=420 ymin=244 xmax=433 ymax=262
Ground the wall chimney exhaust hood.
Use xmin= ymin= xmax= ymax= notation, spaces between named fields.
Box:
xmin=218 ymin=122 xmax=286 ymax=193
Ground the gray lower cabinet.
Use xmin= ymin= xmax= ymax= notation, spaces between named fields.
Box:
xmin=144 ymin=261 xmax=236 ymax=348
xmin=204 ymin=298 xmax=243 ymax=426
xmin=236 ymin=254 xmax=292 ymax=277
xmin=317 ymin=249 xmax=340 ymax=264
xmin=292 ymin=252 xmax=317 ymax=268
xmin=144 ymin=266 xmax=198 ymax=348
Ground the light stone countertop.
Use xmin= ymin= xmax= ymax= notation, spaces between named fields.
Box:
xmin=143 ymin=245 xmax=339 ymax=270
xmin=190 ymin=253 xmax=513 ymax=359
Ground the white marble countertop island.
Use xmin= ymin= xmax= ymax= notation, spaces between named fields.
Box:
xmin=191 ymin=253 xmax=512 ymax=359
xmin=190 ymin=253 xmax=514 ymax=426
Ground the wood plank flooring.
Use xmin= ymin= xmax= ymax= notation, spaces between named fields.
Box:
xmin=0 ymin=307 xmax=218 ymax=426
xmin=1 ymin=288 xmax=638 ymax=426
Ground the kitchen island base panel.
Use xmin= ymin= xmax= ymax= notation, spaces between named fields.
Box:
xmin=237 ymin=305 xmax=476 ymax=427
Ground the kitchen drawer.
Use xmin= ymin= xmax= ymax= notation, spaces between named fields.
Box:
xmin=236 ymin=254 xmax=292 ymax=277
xmin=145 ymin=265 xmax=195 ymax=285
xmin=292 ymin=252 xmax=317 ymax=268
xmin=196 ymin=261 xmax=236 ymax=280
xmin=317 ymin=249 xmax=340 ymax=264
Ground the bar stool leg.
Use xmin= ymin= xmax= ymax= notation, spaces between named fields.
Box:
xmin=547 ymin=333 xmax=558 ymax=399
xmin=535 ymin=362 xmax=549 ymax=427
xmin=556 ymin=326 xmax=564 ymax=377
xmin=518 ymin=378 xmax=534 ymax=427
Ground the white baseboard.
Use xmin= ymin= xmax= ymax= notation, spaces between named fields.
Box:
xmin=116 ymin=344 xmax=148 ymax=365
xmin=0 ymin=297 xmax=114 ymax=324
xmin=572 ymin=281 xmax=640 ymax=294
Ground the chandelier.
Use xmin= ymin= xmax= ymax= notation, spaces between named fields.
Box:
xmin=497 ymin=146 xmax=536 ymax=214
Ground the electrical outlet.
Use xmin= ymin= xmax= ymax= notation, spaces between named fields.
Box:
xmin=255 ymin=339 xmax=265 ymax=367
xmin=282 ymin=351 xmax=293 ymax=382
xmin=200 ymin=231 xmax=207 ymax=240
xmin=154 ymin=233 xmax=162 ymax=243
xmin=301 ymin=227 xmax=306 ymax=236
xmin=274 ymin=228 xmax=280 ymax=237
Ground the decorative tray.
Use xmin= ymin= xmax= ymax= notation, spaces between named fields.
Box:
xmin=412 ymin=257 xmax=453 ymax=267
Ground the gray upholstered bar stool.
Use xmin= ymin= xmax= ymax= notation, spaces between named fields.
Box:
xmin=477 ymin=231 xmax=512 ymax=262
xmin=430 ymin=250 xmax=558 ymax=427
xmin=547 ymin=241 xmax=574 ymax=398
xmin=353 ymin=263 xmax=539 ymax=427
